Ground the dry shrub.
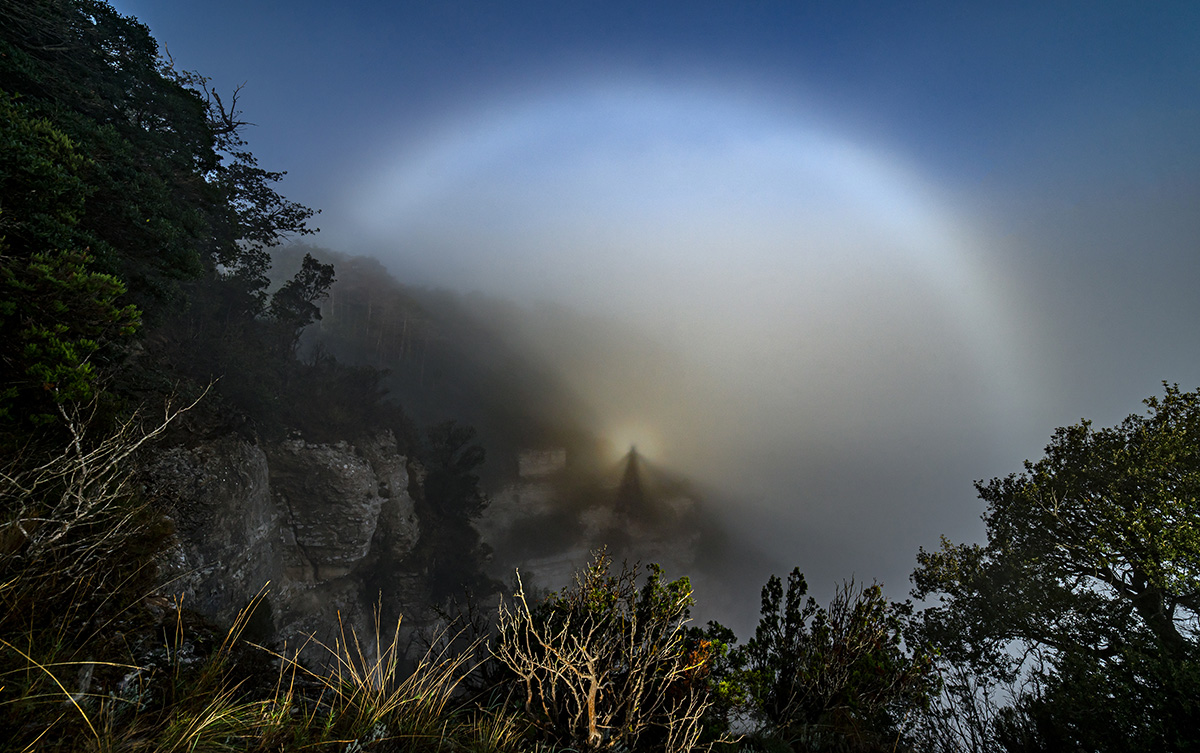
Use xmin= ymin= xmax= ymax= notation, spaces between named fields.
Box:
xmin=495 ymin=550 xmax=710 ymax=752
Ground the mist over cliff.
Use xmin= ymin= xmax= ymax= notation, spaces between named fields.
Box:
xmin=267 ymin=239 xmax=999 ymax=633
xmin=101 ymin=0 xmax=1200 ymax=619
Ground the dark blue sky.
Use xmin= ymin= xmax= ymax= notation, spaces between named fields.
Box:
xmin=109 ymin=1 xmax=1200 ymax=609
xmin=114 ymin=1 xmax=1199 ymax=202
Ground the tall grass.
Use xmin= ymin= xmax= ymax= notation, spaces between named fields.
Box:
xmin=0 ymin=395 xmax=508 ymax=751
xmin=0 ymin=586 xmax=519 ymax=751
xmin=257 ymin=608 xmax=512 ymax=752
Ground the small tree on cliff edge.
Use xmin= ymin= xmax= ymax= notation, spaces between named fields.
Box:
xmin=268 ymin=252 xmax=335 ymax=355
xmin=743 ymin=569 xmax=936 ymax=751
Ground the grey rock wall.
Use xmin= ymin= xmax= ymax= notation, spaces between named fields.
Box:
xmin=149 ymin=435 xmax=281 ymax=629
xmin=148 ymin=434 xmax=702 ymax=670
xmin=269 ymin=439 xmax=385 ymax=581
xmin=148 ymin=430 xmax=420 ymax=665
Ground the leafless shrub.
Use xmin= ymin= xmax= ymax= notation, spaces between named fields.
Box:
xmin=908 ymin=663 xmax=1011 ymax=753
xmin=0 ymin=392 xmax=204 ymax=616
xmin=495 ymin=550 xmax=710 ymax=752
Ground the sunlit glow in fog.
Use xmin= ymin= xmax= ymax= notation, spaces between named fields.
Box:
xmin=604 ymin=421 xmax=662 ymax=464
xmin=346 ymin=78 xmax=1040 ymax=589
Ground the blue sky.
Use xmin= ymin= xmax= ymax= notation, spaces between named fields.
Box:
xmin=109 ymin=0 xmax=1200 ymax=613
xmin=114 ymin=1 xmax=1200 ymax=202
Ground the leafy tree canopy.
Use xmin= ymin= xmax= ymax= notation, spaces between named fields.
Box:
xmin=0 ymin=92 xmax=138 ymax=424
xmin=0 ymin=0 xmax=319 ymax=436
xmin=912 ymin=384 xmax=1200 ymax=751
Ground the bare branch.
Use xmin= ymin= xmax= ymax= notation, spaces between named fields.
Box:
xmin=0 ymin=388 xmax=209 ymax=590
xmin=495 ymin=553 xmax=710 ymax=751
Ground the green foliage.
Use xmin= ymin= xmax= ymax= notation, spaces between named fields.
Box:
xmin=424 ymin=420 xmax=489 ymax=521
xmin=911 ymin=383 xmax=1200 ymax=751
xmin=0 ymin=0 xmax=328 ymax=440
xmin=0 ymin=94 xmax=140 ymax=427
xmin=1 ymin=1 xmax=316 ymax=300
xmin=0 ymin=3 xmax=509 ymax=751
xmin=0 ymin=0 xmax=218 ymax=308
xmin=209 ymin=94 xmax=319 ymax=254
xmin=743 ymin=569 xmax=936 ymax=751
xmin=277 ymin=350 xmax=408 ymax=443
xmin=684 ymin=620 xmax=749 ymax=741
xmin=0 ymin=244 xmax=140 ymax=424
xmin=411 ymin=420 xmax=494 ymax=602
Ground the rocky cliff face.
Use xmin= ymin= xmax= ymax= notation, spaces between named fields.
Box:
xmin=148 ymin=436 xmax=703 ymax=668
xmin=148 ymin=431 xmax=421 ymax=665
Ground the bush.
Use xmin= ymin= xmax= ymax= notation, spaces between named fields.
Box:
xmin=495 ymin=550 xmax=710 ymax=752
xmin=0 ymin=396 xmax=197 ymax=631
xmin=743 ymin=570 xmax=936 ymax=752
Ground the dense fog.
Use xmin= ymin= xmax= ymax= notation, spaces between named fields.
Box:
xmin=115 ymin=0 xmax=1200 ymax=623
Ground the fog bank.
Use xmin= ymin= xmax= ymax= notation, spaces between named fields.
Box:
xmin=341 ymin=84 xmax=1049 ymax=600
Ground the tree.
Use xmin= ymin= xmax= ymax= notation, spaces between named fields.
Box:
xmin=1 ymin=0 xmax=219 ymax=312
xmin=0 ymin=94 xmax=140 ymax=427
xmin=494 ymin=551 xmax=710 ymax=752
xmin=0 ymin=1 xmax=318 ymax=316
xmin=911 ymin=384 xmax=1200 ymax=751
xmin=0 ymin=0 xmax=321 ymax=437
xmin=423 ymin=420 xmax=488 ymax=521
xmin=411 ymin=420 xmax=493 ymax=601
xmin=683 ymin=620 xmax=749 ymax=741
xmin=267 ymin=252 xmax=335 ymax=354
xmin=743 ymin=569 xmax=936 ymax=751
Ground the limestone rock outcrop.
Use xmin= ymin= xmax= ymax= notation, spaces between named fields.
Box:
xmin=269 ymin=439 xmax=386 ymax=582
xmin=147 ymin=430 xmax=420 ymax=663
xmin=148 ymin=434 xmax=703 ymax=668
xmin=149 ymin=434 xmax=281 ymax=629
